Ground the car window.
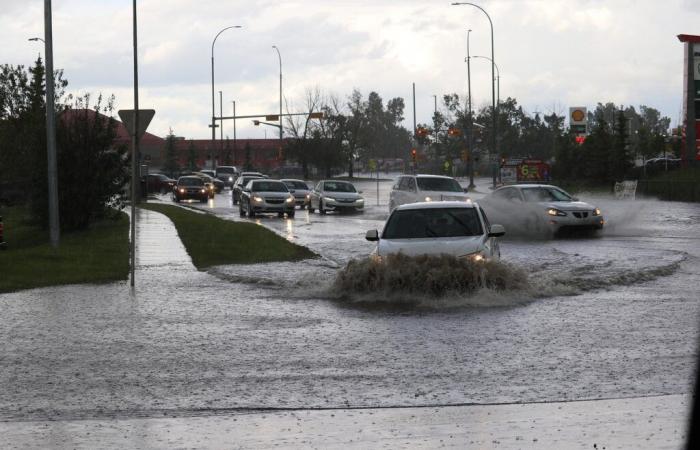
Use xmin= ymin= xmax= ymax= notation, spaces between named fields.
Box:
xmin=283 ymin=181 xmax=309 ymax=190
xmin=493 ymin=188 xmax=509 ymax=199
xmin=179 ymin=177 xmax=203 ymax=187
xmin=323 ymin=182 xmax=356 ymax=193
xmin=522 ymin=187 xmax=572 ymax=202
xmin=407 ymin=177 xmax=417 ymax=192
xmin=416 ymin=177 xmax=462 ymax=192
xmin=383 ymin=208 xmax=483 ymax=239
xmin=479 ymin=206 xmax=491 ymax=231
xmin=251 ymin=181 xmax=289 ymax=192
xmin=315 ymin=182 xmax=323 ymax=191
xmin=397 ymin=177 xmax=409 ymax=191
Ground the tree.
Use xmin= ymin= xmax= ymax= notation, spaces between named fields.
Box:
xmin=162 ymin=128 xmax=179 ymax=177
xmin=610 ymin=108 xmax=633 ymax=181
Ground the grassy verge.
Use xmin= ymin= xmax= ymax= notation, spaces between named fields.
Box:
xmin=0 ymin=207 xmax=129 ymax=293
xmin=138 ymin=203 xmax=315 ymax=268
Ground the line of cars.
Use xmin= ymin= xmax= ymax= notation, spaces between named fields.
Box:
xmin=365 ymin=174 xmax=605 ymax=261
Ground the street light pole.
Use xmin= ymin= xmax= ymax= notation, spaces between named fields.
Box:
xmin=472 ymin=55 xmax=500 ymax=107
xmin=232 ymin=100 xmax=237 ymax=165
xmin=43 ymin=1 xmax=59 ymax=247
xmin=452 ymin=2 xmax=497 ymax=188
xmin=466 ymin=29 xmax=475 ymax=189
xmin=211 ymin=25 xmax=241 ymax=169
xmin=219 ymin=90 xmax=223 ymax=166
xmin=272 ymin=46 xmax=283 ymax=148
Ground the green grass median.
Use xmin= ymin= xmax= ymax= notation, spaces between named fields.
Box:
xmin=139 ymin=203 xmax=315 ymax=269
xmin=0 ymin=207 xmax=129 ymax=293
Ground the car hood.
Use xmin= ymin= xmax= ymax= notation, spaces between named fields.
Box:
xmin=537 ymin=201 xmax=596 ymax=211
xmin=254 ymin=191 xmax=292 ymax=198
xmin=324 ymin=192 xmax=362 ymax=200
xmin=377 ymin=236 xmax=484 ymax=258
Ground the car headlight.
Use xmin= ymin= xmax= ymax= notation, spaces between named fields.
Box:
xmin=228 ymin=177 xmax=233 ymax=182
xmin=179 ymin=188 xmax=185 ymax=193
xmin=253 ymin=196 xmax=264 ymax=202
xmin=547 ymin=208 xmax=567 ymax=217
xmin=285 ymin=196 xmax=294 ymax=203
xmin=592 ymin=208 xmax=601 ymax=216
xmin=325 ymin=197 xmax=336 ymax=202
xmin=424 ymin=196 xmax=432 ymax=202
xmin=305 ymin=194 xmax=310 ymax=199
xmin=201 ymin=189 xmax=206 ymax=193
xmin=461 ymin=252 xmax=485 ymax=262
xmin=356 ymin=198 xmax=364 ymax=203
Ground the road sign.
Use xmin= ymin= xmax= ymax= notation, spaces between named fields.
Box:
xmin=265 ymin=115 xmax=279 ymax=121
xmin=309 ymin=112 xmax=324 ymax=119
xmin=118 ymin=109 xmax=155 ymax=139
xmin=368 ymin=159 xmax=377 ymax=171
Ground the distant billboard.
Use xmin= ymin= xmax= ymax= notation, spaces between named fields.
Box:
xmin=569 ymin=107 xmax=587 ymax=134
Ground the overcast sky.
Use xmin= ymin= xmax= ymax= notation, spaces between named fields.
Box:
xmin=2 ymin=0 xmax=698 ymax=139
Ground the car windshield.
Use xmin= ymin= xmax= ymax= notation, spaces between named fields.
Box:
xmin=238 ymin=177 xmax=259 ymax=187
xmin=324 ymin=182 xmax=356 ymax=193
xmin=383 ymin=207 xmax=483 ymax=239
xmin=416 ymin=177 xmax=462 ymax=192
xmin=252 ymin=181 xmax=288 ymax=192
xmin=522 ymin=187 xmax=573 ymax=202
xmin=179 ymin=177 xmax=203 ymax=187
xmin=284 ymin=181 xmax=309 ymax=190
xmin=217 ymin=167 xmax=235 ymax=174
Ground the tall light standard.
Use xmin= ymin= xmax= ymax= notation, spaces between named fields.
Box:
xmin=465 ymin=29 xmax=475 ymax=188
xmin=211 ymin=25 xmax=242 ymax=168
xmin=232 ymin=100 xmax=237 ymax=164
xmin=272 ymin=45 xmax=283 ymax=150
xmin=38 ymin=2 xmax=60 ymax=247
xmin=451 ymin=2 xmax=497 ymax=188
xmin=472 ymin=55 xmax=500 ymax=107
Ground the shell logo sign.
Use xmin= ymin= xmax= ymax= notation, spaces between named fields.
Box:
xmin=569 ymin=107 xmax=587 ymax=134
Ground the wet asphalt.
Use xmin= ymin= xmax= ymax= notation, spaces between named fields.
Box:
xmin=1 ymin=175 xmax=699 ymax=448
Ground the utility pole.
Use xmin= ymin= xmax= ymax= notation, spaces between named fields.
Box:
xmin=44 ymin=0 xmax=60 ymax=247
xmin=412 ymin=82 xmax=417 ymax=175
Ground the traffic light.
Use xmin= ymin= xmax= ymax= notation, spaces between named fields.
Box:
xmin=447 ymin=127 xmax=462 ymax=137
xmin=411 ymin=149 xmax=417 ymax=162
xmin=415 ymin=127 xmax=429 ymax=137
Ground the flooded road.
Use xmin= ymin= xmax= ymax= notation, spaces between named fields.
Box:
xmin=1 ymin=176 xmax=698 ymax=447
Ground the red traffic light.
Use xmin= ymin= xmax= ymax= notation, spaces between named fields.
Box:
xmin=447 ymin=127 xmax=462 ymax=136
xmin=415 ymin=127 xmax=428 ymax=137
xmin=411 ymin=149 xmax=417 ymax=160
xmin=575 ymin=135 xmax=586 ymax=145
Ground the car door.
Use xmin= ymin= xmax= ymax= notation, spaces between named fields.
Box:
xmin=479 ymin=206 xmax=499 ymax=259
xmin=311 ymin=182 xmax=323 ymax=208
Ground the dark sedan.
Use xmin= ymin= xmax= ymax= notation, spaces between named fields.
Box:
xmin=144 ymin=173 xmax=176 ymax=194
xmin=172 ymin=176 xmax=209 ymax=203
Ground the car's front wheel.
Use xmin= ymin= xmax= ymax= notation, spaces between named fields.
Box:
xmin=287 ymin=210 xmax=295 ymax=218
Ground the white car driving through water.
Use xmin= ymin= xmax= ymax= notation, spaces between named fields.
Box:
xmin=365 ymin=202 xmax=505 ymax=261
xmin=389 ymin=174 xmax=469 ymax=212
xmin=480 ymin=184 xmax=604 ymax=237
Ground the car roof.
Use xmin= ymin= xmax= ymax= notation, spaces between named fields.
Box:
xmin=395 ymin=201 xmax=477 ymax=211
xmin=178 ymin=176 xmax=201 ymax=181
xmin=412 ymin=174 xmax=457 ymax=179
xmin=320 ymin=179 xmax=353 ymax=184
xmin=281 ymin=178 xmax=306 ymax=183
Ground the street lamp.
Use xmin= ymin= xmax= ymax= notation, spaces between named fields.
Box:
xmin=472 ymin=55 xmax=500 ymax=107
xmin=272 ymin=45 xmax=283 ymax=144
xmin=28 ymin=37 xmax=45 ymax=43
xmin=211 ymin=25 xmax=242 ymax=168
xmin=466 ymin=29 xmax=475 ymax=188
xmin=451 ymin=2 xmax=497 ymax=188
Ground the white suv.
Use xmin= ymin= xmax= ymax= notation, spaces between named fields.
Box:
xmin=389 ymin=174 xmax=469 ymax=211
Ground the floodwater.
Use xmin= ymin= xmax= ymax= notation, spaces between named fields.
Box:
xmin=1 ymin=175 xmax=698 ymax=448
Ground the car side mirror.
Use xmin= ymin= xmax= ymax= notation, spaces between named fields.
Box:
xmin=463 ymin=187 xmax=469 ymax=193
xmin=289 ymin=189 xmax=296 ymax=193
xmin=365 ymin=229 xmax=379 ymax=241
xmin=358 ymin=190 xmax=363 ymax=194
xmin=489 ymin=224 xmax=506 ymax=237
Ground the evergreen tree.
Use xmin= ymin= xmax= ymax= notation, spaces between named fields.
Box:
xmin=162 ymin=128 xmax=179 ymax=177
xmin=610 ymin=108 xmax=632 ymax=181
